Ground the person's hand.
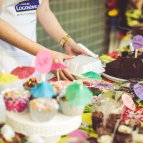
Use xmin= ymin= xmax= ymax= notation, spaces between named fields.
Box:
xmin=64 ymin=38 xmax=89 ymax=56
xmin=50 ymin=50 xmax=75 ymax=81
xmin=132 ymin=23 xmax=143 ymax=36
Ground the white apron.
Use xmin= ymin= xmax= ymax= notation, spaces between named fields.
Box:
xmin=0 ymin=0 xmax=42 ymax=91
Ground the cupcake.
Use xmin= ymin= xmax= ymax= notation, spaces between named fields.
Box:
xmin=58 ymin=83 xmax=92 ymax=116
xmin=3 ymin=89 xmax=30 ymax=112
xmin=29 ymin=98 xmax=59 ymax=122
xmin=23 ymin=77 xmax=39 ymax=90
xmin=58 ymin=96 xmax=85 ymax=116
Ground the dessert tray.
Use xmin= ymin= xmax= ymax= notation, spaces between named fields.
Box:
xmin=6 ymin=111 xmax=82 ymax=143
xmin=102 ymin=73 xmax=127 ymax=83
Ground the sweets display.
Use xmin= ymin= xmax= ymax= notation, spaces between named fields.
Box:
xmin=2 ymin=49 xmax=143 ymax=143
xmin=3 ymin=89 xmax=30 ymax=112
xmin=29 ymin=98 xmax=59 ymax=122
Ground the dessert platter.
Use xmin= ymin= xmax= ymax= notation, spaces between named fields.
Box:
xmin=101 ymin=49 xmax=143 ymax=82
xmin=102 ymin=73 xmax=127 ymax=83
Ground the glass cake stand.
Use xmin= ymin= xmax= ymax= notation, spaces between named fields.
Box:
xmin=6 ymin=111 xmax=82 ymax=143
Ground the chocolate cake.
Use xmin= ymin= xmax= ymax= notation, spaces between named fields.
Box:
xmin=105 ymin=57 xmax=143 ymax=79
xmin=113 ymin=125 xmax=133 ymax=143
xmin=92 ymin=111 xmax=121 ymax=137
xmin=92 ymin=111 xmax=103 ymax=131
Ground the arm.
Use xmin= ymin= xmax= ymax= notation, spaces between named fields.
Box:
xmin=0 ymin=17 xmax=74 ymax=80
xmin=0 ymin=18 xmax=50 ymax=56
xmin=0 ymin=0 xmax=49 ymax=55
xmin=37 ymin=0 xmax=88 ymax=56
xmin=37 ymin=0 xmax=66 ymax=43
xmin=0 ymin=0 xmax=75 ymax=81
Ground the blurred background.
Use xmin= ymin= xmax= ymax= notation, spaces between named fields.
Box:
xmin=36 ymin=0 xmax=109 ymax=55
xmin=36 ymin=0 xmax=143 ymax=55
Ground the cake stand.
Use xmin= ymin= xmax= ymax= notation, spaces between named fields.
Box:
xmin=6 ymin=111 xmax=82 ymax=143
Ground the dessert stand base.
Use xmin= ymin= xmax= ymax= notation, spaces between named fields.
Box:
xmin=42 ymin=136 xmax=60 ymax=143
xmin=6 ymin=111 xmax=82 ymax=143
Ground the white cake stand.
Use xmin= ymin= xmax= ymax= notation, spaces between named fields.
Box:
xmin=6 ymin=111 xmax=82 ymax=143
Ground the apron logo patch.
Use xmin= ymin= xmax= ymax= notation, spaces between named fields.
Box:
xmin=15 ymin=0 xmax=39 ymax=13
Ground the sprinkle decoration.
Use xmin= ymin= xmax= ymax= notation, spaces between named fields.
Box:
xmin=50 ymin=81 xmax=72 ymax=93
xmin=4 ymin=90 xmax=30 ymax=112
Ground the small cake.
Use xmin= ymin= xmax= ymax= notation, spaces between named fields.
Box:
xmin=4 ymin=89 xmax=30 ymax=112
xmin=114 ymin=125 xmax=133 ymax=143
xmin=92 ymin=111 xmax=103 ymax=131
xmin=92 ymin=112 xmax=121 ymax=137
xmin=23 ymin=77 xmax=39 ymax=90
xmin=29 ymin=98 xmax=59 ymax=122
xmin=58 ymin=96 xmax=85 ymax=116
xmin=105 ymin=57 xmax=143 ymax=79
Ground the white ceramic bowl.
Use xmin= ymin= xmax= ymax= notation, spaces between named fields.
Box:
xmin=64 ymin=55 xmax=105 ymax=79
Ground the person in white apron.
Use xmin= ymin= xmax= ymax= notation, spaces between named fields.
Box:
xmin=0 ymin=0 xmax=88 ymax=91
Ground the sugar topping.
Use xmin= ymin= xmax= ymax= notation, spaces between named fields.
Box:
xmin=30 ymin=98 xmax=59 ymax=111
xmin=118 ymin=125 xmax=132 ymax=134
xmin=4 ymin=90 xmax=31 ymax=99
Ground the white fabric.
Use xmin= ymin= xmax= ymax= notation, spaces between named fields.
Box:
xmin=0 ymin=0 xmax=42 ymax=91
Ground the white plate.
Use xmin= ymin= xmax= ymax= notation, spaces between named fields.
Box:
xmin=102 ymin=73 xmax=127 ymax=83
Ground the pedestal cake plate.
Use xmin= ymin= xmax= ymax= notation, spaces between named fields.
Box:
xmin=6 ymin=111 xmax=82 ymax=143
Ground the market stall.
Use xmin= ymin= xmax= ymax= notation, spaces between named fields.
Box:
xmin=1 ymin=37 xmax=143 ymax=143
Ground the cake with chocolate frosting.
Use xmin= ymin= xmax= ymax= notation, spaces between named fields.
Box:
xmin=105 ymin=57 xmax=143 ymax=79
xmin=113 ymin=125 xmax=133 ymax=143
